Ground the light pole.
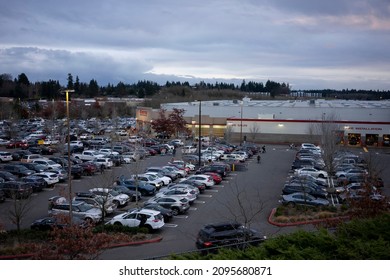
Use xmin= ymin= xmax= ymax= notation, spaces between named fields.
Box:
xmin=240 ymin=101 xmax=243 ymax=146
xmin=63 ymin=89 xmax=75 ymax=224
xmin=197 ymin=100 xmax=202 ymax=168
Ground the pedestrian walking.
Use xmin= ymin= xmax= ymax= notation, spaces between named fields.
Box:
xmin=100 ymin=164 xmax=104 ymax=174
xmin=257 ymin=154 xmax=261 ymax=164
xmin=262 ymin=145 xmax=266 ymax=153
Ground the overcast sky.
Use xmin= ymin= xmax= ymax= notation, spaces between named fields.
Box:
xmin=1 ymin=0 xmax=390 ymax=90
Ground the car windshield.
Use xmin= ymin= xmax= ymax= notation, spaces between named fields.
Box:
xmin=109 ymin=190 xmax=120 ymax=196
xmin=76 ymin=203 xmax=94 ymax=212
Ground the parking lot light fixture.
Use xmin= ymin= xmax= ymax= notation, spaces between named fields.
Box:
xmin=62 ymin=89 xmax=75 ymax=224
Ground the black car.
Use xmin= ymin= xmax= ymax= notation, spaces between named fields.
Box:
xmin=30 ymin=216 xmax=86 ymax=230
xmin=142 ymin=204 xmax=173 ymax=222
xmin=65 ymin=164 xmax=83 ymax=179
xmin=11 ymin=150 xmax=31 ymax=161
xmin=48 ymin=156 xmax=69 ymax=167
xmin=0 ymin=164 xmax=35 ymax=177
xmin=0 ymin=170 xmax=18 ymax=182
xmin=282 ymin=183 xmax=328 ymax=198
xmin=14 ymin=162 xmax=48 ymax=173
xmin=112 ymin=185 xmax=142 ymax=202
xmin=120 ymin=178 xmax=156 ymax=196
xmin=195 ymin=222 xmax=266 ymax=253
xmin=176 ymin=179 xmax=206 ymax=193
xmin=0 ymin=189 xmax=5 ymax=203
xmin=108 ymin=154 xmax=125 ymax=166
xmin=20 ymin=175 xmax=48 ymax=192
xmin=0 ymin=181 xmax=33 ymax=199
xmin=196 ymin=164 xmax=228 ymax=178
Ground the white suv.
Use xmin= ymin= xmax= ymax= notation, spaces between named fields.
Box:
xmin=89 ymin=188 xmax=130 ymax=207
xmin=106 ymin=208 xmax=164 ymax=231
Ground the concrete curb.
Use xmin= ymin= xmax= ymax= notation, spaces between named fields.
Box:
xmin=104 ymin=235 xmax=163 ymax=249
xmin=268 ymin=208 xmax=350 ymax=227
xmin=0 ymin=235 xmax=163 ymax=259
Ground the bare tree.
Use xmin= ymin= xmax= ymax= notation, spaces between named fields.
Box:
xmin=215 ymin=179 xmax=265 ymax=228
xmin=312 ymin=112 xmax=342 ymax=176
xmin=249 ymin=123 xmax=261 ymax=142
xmin=225 ymin=124 xmax=233 ymax=142
xmin=8 ymin=194 xmax=33 ymax=239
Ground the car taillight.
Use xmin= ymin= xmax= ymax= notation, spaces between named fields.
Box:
xmin=152 ymin=219 xmax=160 ymax=222
xmin=203 ymin=241 xmax=213 ymax=247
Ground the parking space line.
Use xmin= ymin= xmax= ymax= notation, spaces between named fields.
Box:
xmin=164 ymin=224 xmax=178 ymax=228
xmin=193 ymin=200 xmax=206 ymax=204
xmin=206 ymin=189 xmax=219 ymax=193
xmin=174 ymin=215 xmax=188 ymax=219
xmin=189 ymin=207 xmax=197 ymax=211
xmin=198 ymin=194 xmax=212 ymax=198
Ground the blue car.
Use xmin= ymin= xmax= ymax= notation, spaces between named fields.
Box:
xmin=120 ymin=178 xmax=156 ymax=196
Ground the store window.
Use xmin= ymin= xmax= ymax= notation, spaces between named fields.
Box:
xmin=383 ymin=135 xmax=390 ymax=146
xmin=365 ymin=134 xmax=378 ymax=146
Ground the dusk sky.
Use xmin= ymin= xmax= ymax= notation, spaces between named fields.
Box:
xmin=1 ymin=0 xmax=390 ymax=90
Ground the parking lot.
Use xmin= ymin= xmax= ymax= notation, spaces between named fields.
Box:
xmin=0 ymin=141 xmax=389 ymax=259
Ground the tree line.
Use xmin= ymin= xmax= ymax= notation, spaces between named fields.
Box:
xmin=1 ymin=72 xmax=389 ymax=101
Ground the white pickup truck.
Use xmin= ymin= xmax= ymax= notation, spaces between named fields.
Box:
xmin=73 ymin=150 xmax=105 ymax=161
xmin=181 ymin=145 xmax=197 ymax=154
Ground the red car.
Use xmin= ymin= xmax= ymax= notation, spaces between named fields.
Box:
xmin=203 ymin=172 xmax=222 ymax=184
xmin=79 ymin=162 xmax=98 ymax=176
xmin=6 ymin=140 xmax=29 ymax=149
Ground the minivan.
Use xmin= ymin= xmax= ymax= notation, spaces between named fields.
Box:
xmin=21 ymin=154 xmax=43 ymax=163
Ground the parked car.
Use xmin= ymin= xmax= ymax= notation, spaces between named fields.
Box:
xmin=92 ymin=157 xmax=113 ymax=169
xmin=203 ymin=172 xmax=223 ymax=184
xmin=195 ymin=164 xmax=229 ymax=178
xmin=48 ymin=200 xmax=102 ymax=224
xmin=0 ymin=170 xmax=18 ymax=182
xmin=155 ymin=188 xmax=197 ymax=204
xmin=145 ymin=167 xmax=179 ymax=181
xmin=119 ymin=178 xmax=156 ymax=196
xmin=89 ymin=187 xmax=131 ymax=208
xmin=144 ymin=196 xmax=190 ymax=216
xmin=112 ymin=184 xmax=142 ymax=202
xmin=79 ymin=161 xmax=98 ymax=176
xmin=32 ymin=158 xmax=62 ymax=170
xmin=294 ymin=167 xmax=328 ymax=178
xmin=73 ymin=192 xmax=117 ymax=214
xmin=0 ymin=181 xmax=33 ymax=199
xmin=20 ymin=175 xmax=48 ymax=192
xmin=162 ymin=165 xmax=187 ymax=178
xmin=30 ymin=216 xmax=86 ymax=230
xmin=34 ymin=172 xmax=60 ymax=186
xmin=177 ymin=179 xmax=206 ymax=193
xmin=0 ymin=151 xmax=13 ymax=162
xmin=144 ymin=172 xmax=172 ymax=186
xmin=181 ymin=174 xmax=215 ymax=188
xmin=0 ymin=189 xmax=5 ymax=203
xmin=106 ymin=209 xmax=164 ymax=232
xmin=282 ymin=182 xmax=328 ymax=198
xmin=0 ymin=163 xmax=35 ymax=177
xmin=132 ymin=174 xmax=164 ymax=190
xmin=195 ymin=222 xmax=267 ymax=252
xmin=142 ymin=204 xmax=173 ymax=222
xmin=279 ymin=192 xmax=330 ymax=207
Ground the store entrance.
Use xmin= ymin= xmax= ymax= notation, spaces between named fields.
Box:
xmin=348 ymin=133 xmax=361 ymax=146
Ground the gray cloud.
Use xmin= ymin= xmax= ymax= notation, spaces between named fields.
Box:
xmin=0 ymin=0 xmax=389 ymax=89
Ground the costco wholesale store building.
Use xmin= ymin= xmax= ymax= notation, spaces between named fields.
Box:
xmin=137 ymin=98 xmax=390 ymax=147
